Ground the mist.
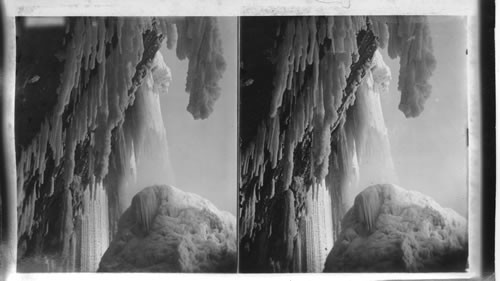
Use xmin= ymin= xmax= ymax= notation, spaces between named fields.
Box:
xmin=379 ymin=16 xmax=468 ymax=217
xmin=130 ymin=18 xmax=237 ymax=215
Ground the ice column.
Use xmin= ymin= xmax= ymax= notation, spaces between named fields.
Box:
xmin=302 ymin=180 xmax=333 ymax=272
xmin=80 ymin=180 xmax=109 ymax=272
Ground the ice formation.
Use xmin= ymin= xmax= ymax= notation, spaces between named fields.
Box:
xmin=323 ymin=184 xmax=468 ymax=272
xmin=98 ymin=185 xmax=236 ymax=272
xmin=176 ymin=18 xmax=227 ymax=119
xmin=382 ymin=16 xmax=437 ymax=117
xmin=239 ymin=16 xmax=435 ymax=272
xmin=300 ymin=180 xmax=334 ymax=272
xmin=16 ymin=17 xmax=226 ymax=272
xmin=130 ymin=185 xmax=163 ymax=234
xmin=112 ymin=51 xmax=175 ymax=210
xmin=80 ymin=181 xmax=109 ymax=272
xmin=340 ymin=48 xmax=398 ymax=204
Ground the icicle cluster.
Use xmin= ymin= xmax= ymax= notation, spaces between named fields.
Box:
xmin=80 ymin=180 xmax=109 ymax=272
xmin=130 ymin=185 xmax=163 ymax=234
xmin=241 ymin=16 xmax=369 ymax=200
xmin=17 ymin=18 xmax=155 ymax=249
xmin=176 ymin=17 xmax=227 ymax=119
xmin=353 ymin=186 xmax=381 ymax=233
xmin=240 ymin=16 xmax=435 ymax=239
xmin=16 ymin=17 xmax=226 ymax=274
xmin=283 ymin=190 xmax=297 ymax=264
xmin=241 ymin=16 xmax=432 ymax=273
xmin=240 ymin=18 xmax=375 ymax=271
xmin=299 ymin=180 xmax=333 ymax=272
xmin=241 ymin=16 xmax=435 ymax=204
xmin=373 ymin=16 xmax=437 ymax=117
xmin=269 ymin=17 xmax=365 ymax=117
xmin=17 ymin=17 xmax=226 ymax=246
xmin=18 ymin=188 xmax=36 ymax=239
xmin=17 ymin=18 xmax=157 ymax=211
xmin=324 ymin=124 xmax=356 ymax=242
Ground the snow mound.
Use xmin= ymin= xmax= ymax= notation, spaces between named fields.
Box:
xmin=324 ymin=184 xmax=467 ymax=272
xmin=98 ymin=185 xmax=236 ymax=272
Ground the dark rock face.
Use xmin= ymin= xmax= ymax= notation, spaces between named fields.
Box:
xmin=324 ymin=184 xmax=468 ymax=272
xmin=98 ymin=185 xmax=236 ymax=272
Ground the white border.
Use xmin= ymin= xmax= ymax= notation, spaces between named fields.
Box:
xmin=5 ymin=0 xmax=478 ymax=16
xmin=3 ymin=11 xmax=17 ymax=281
xmin=2 ymin=0 xmax=485 ymax=280
xmin=466 ymin=12 xmax=482 ymax=281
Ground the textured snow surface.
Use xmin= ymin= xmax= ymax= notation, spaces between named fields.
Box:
xmin=98 ymin=185 xmax=236 ymax=272
xmin=324 ymin=184 xmax=467 ymax=272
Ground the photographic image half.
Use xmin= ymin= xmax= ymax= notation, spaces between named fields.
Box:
xmin=15 ymin=16 xmax=237 ymax=272
xmin=239 ymin=16 xmax=468 ymax=273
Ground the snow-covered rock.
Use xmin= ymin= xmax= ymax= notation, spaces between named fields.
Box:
xmin=98 ymin=185 xmax=236 ymax=272
xmin=324 ymin=184 xmax=467 ymax=272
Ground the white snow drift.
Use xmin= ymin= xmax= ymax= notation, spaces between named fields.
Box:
xmin=98 ymin=185 xmax=236 ymax=272
xmin=324 ymin=184 xmax=467 ymax=272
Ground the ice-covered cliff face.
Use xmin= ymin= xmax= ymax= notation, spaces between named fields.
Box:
xmin=16 ymin=17 xmax=226 ymax=272
xmin=98 ymin=185 xmax=236 ymax=272
xmin=324 ymin=184 xmax=467 ymax=272
xmin=115 ymin=51 xmax=175 ymax=210
xmin=239 ymin=16 xmax=435 ymax=272
xmin=343 ymin=49 xmax=398 ymax=205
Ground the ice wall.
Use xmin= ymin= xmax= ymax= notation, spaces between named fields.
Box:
xmin=16 ymin=17 xmax=226 ymax=272
xmin=300 ymin=181 xmax=333 ymax=272
xmin=239 ymin=16 xmax=435 ymax=272
xmin=80 ymin=181 xmax=109 ymax=272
